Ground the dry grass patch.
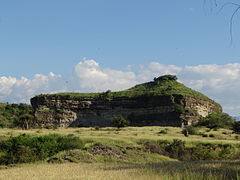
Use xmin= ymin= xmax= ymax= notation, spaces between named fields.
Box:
xmin=0 ymin=161 xmax=239 ymax=180
xmin=0 ymin=163 xmax=158 ymax=180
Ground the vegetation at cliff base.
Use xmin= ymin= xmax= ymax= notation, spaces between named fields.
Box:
xmin=0 ymin=103 xmax=33 ymax=129
xmin=233 ymin=121 xmax=240 ymax=134
xmin=196 ymin=112 xmax=237 ymax=131
xmin=111 ymin=115 xmax=130 ymax=128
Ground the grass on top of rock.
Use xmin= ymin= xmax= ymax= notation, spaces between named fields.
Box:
xmin=35 ymin=75 xmax=216 ymax=103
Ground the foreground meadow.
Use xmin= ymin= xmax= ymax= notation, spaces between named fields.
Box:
xmin=0 ymin=127 xmax=240 ymax=179
xmin=0 ymin=161 xmax=239 ymax=180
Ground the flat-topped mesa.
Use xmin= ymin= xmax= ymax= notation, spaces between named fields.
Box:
xmin=31 ymin=75 xmax=222 ymax=127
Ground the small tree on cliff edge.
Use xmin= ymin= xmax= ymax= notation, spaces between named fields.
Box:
xmin=111 ymin=115 xmax=129 ymax=129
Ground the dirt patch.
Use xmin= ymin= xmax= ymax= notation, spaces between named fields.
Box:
xmin=87 ymin=144 xmax=131 ymax=159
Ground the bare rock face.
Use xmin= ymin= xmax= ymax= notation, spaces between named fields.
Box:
xmin=31 ymin=75 xmax=222 ymax=127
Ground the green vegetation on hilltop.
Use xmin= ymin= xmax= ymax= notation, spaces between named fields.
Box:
xmin=36 ymin=75 xmax=215 ymax=103
xmin=114 ymin=75 xmax=210 ymax=100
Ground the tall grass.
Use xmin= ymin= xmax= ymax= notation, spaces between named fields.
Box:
xmin=0 ymin=161 xmax=239 ymax=180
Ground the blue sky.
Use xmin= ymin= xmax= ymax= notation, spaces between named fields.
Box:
xmin=0 ymin=0 xmax=240 ymax=115
xmin=0 ymin=0 xmax=239 ymax=77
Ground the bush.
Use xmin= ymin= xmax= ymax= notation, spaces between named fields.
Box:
xmin=141 ymin=140 xmax=240 ymax=161
xmin=111 ymin=115 xmax=129 ymax=128
xmin=0 ymin=134 xmax=84 ymax=164
xmin=174 ymin=104 xmax=185 ymax=113
xmin=191 ymin=144 xmax=238 ymax=160
xmin=197 ymin=112 xmax=235 ymax=129
xmin=142 ymin=139 xmax=187 ymax=160
xmin=182 ymin=126 xmax=198 ymax=136
xmin=158 ymin=129 xmax=168 ymax=134
xmin=94 ymin=126 xmax=100 ymax=131
xmin=0 ymin=103 xmax=33 ymax=128
xmin=154 ymin=75 xmax=177 ymax=82
xmin=232 ymin=121 xmax=240 ymax=134
xmin=209 ymin=134 xmax=215 ymax=137
xmin=165 ymin=139 xmax=186 ymax=159
xmin=202 ymin=134 xmax=208 ymax=137
xmin=14 ymin=114 xmax=34 ymax=130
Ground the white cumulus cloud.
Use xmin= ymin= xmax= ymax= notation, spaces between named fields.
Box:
xmin=0 ymin=73 xmax=66 ymax=103
xmin=71 ymin=59 xmax=137 ymax=92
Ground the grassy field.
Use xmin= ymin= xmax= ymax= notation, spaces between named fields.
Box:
xmin=0 ymin=126 xmax=239 ymax=145
xmin=0 ymin=161 xmax=239 ymax=180
xmin=0 ymin=126 xmax=240 ymax=179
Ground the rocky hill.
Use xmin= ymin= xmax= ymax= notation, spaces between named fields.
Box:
xmin=31 ymin=75 xmax=222 ymax=127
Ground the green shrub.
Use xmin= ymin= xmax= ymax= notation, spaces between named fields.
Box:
xmin=165 ymin=139 xmax=186 ymax=159
xmin=141 ymin=140 xmax=240 ymax=161
xmin=197 ymin=112 xmax=235 ymax=129
xmin=174 ymin=104 xmax=185 ymax=113
xmin=209 ymin=134 xmax=215 ymax=137
xmin=111 ymin=115 xmax=129 ymax=128
xmin=142 ymin=139 xmax=188 ymax=160
xmin=202 ymin=134 xmax=208 ymax=137
xmin=182 ymin=126 xmax=198 ymax=136
xmin=14 ymin=114 xmax=34 ymax=130
xmin=0 ymin=103 xmax=33 ymax=128
xmin=94 ymin=126 xmax=100 ymax=131
xmin=232 ymin=121 xmax=240 ymax=134
xmin=191 ymin=143 xmax=238 ymax=160
xmin=0 ymin=134 xmax=84 ymax=164
xmin=158 ymin=129 xmax=168 ymax=134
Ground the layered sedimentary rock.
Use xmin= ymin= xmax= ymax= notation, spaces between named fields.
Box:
xmin=31 ymin=75 xmax=222 ymax=127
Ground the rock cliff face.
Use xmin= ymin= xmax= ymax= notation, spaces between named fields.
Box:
xmin=31 ymin=75 xmax=222 ymax=127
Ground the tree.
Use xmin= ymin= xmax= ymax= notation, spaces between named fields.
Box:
xmin=111 ymin=115 xmax=129 ymax=129
xmin=232 ymin=121 xmax=240 ymax=134
xmin=197 ymin=112 xmax=235 ymax=129
xmin=99 ymin=90 xmax=112 ymax=101
xmin=15 ymin=114 xmax=34 ymax=130
xmin=154 ymin=75 xmax=177 ymax=82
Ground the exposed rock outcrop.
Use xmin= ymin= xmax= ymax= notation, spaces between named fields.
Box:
xmin=31 ymin=75 xmax=222 ymax=127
